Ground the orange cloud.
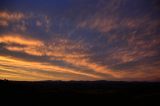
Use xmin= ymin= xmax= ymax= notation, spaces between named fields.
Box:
xmin=1 ymin=55 xmax=158 ymax=81
xmin=43 ymin=39 xmax=123 ymax=79
xmin=0 ymin=11 xmax=25 ymax=21
xmin=0 ymin=20 xmax=8 ymax=27
xmin=0 ymin=30 xmax=159 ymax=81
xmin=0 ymin=34 xmax=45 ymax=56
xmin=0 ymin=34 xmax=109 ymax=80
xmin=0 ymin=55 xmax=101 ymax=81
xmin=0 ymin=34 xmax=43 ymax=46
xmin=0 ymin=11 xmax=51 ymax=32
xmin=59 ymin=57 xmax=123 ymax=78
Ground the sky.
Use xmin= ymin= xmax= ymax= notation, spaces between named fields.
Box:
xmin=0 ymin=0 xmax=160 ymax=81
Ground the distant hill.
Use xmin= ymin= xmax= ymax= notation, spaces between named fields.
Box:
xmin=0 ymin=80 xmax=160 ymax=105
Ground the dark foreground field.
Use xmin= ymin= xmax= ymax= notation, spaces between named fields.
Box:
xmin=0 ymin=80 xmax=160 ymax=105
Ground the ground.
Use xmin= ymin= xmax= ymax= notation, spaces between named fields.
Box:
xmin=0 ymin=80 xmax=160 ymax=105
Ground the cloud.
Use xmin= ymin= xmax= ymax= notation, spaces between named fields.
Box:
xmin=0 ymin=11 xmax=26 ymax=28
xmin=0 ymin=20 xmax=8 ymax=27
xmin=0 ymin=0 xmax=160 ymax=81
xmin=0 ymin=33 xmax=120 ymax=80
xmin=0 ymin=34 xmax=43 ymax=46
xmin=36 ymin=20 xmax=43 ymax=27
xmin=0 ymin=11 xmax=51 ymax=32
xmin=0 ymin=13 xmax=26 ymax=31
xmin=0 ymin=34 xmax=45 ymax=56
xmin=0 ymin=33 xmax=103 ymax=80
xmin=73 ymin=0 xmax=160 ymax=81
xmin=0 ymin=55 xmax=101 ymax=81
xmin=0 ymin=11 xmax=25 ymax=21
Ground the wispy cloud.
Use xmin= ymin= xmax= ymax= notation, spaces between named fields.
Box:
xmin=0 ymin=34 xmax=44 ymax=56
xmin=0 ymin=55 xmax=101 ymax=81
xmin=0 ymin=0 xmax=160 ymax=81
xmin=0 ymin=11 xmax=25 ymax=21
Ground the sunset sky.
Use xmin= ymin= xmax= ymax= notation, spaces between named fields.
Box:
xmin=0 ymin=0 xmax=160 ymax=81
